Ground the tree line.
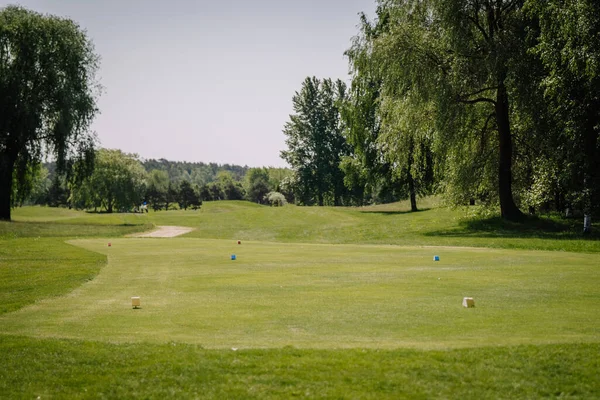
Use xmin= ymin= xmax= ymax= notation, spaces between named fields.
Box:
xmin=17 ymin=149 xmax=294 ymax=212
xmin=281 ymin=0 xmax=600 ymax=225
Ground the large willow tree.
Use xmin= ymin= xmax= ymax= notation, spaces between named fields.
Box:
xmin=0 ymin=6 xmax=99 ymax=220
xmin=357 ymin=0 xmax=530 ymax=220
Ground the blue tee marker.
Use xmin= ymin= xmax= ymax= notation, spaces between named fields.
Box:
xmin=433 ymin=255 xmax=440 ymax=261
xmin=231 ymin=254 xmax=236 ymax=260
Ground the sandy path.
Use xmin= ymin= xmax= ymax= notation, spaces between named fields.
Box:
xmin=131 ymin=226 xmax=195 ymax=238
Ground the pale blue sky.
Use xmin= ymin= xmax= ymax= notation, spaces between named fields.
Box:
xmin=4 ymin=0 xmax=376 ymax=167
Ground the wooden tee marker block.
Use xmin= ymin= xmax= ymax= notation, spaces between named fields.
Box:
xmin=462 ymin=297 xmax=475 ymax=308
xmin=132 ymin=296 xmax=141 ymax=309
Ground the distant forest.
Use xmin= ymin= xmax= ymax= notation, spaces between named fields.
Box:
xmin=17 ymin=154 xmax=292 ymax=212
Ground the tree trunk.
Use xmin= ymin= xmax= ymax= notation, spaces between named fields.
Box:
xmin=0 ymin=153 xmax=15 ymax=221
xmin=407 ymin=135 xmax=418 ymax=212
xmin=107 ymin=194 xmax=113 ymax=213
xmin=496 ymin=82 xmax=523 ymax=221
xmin=408 ymin=171 xmax=418 ymax=212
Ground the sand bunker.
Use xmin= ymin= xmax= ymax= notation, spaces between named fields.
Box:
xmin=132 ymin=226 xmax=195 ymax=238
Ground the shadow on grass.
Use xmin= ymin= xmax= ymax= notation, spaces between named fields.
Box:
xmin=425 ymin=215 xmax=600 ymax=241
xmin=359 ymin=208 xmax=431 ymax=216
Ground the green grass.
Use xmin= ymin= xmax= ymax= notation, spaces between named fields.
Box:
xmin=1 ymin=238 xmax=598 ymax=348
xmin=0 ymin=239 xmax=105 ymax=315
xmin=1 ymin=201 xmax=599 ymax=398
xmin=1 ymin=337 xmax=598 ymax=399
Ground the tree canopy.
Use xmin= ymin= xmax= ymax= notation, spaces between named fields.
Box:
xmin=0 ymin=5 xmax=100 ymax=220
xmin=281 ymin=77 xmax=350 ymax=206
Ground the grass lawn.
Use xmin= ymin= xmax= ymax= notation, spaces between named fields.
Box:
xmin=1 ymin=238 xmax=598 ymax=348
xmin=1 ymin=201 xmax=599 ymax=398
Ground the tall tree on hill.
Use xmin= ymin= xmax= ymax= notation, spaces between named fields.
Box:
xmin=281 ymin=77 xmax=350 ymax=206
xmin=364 ymin=0 xmax=530 ymax=220
xmin=0 ymin=6 xmax=100 ymax=220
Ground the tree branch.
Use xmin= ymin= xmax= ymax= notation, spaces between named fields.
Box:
xmin=458 ymin=97 xmax=497 ymax=106
xmin=466 ymin=13 xmax=491 ymax=44
xmin=501 ymin=0 xmax=520 ymax=14
xmin=462 ymin=86 xmax=499 ymax=98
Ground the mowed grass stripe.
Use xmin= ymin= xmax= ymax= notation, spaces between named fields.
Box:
xmin=1 ymin=238 xmax=598 ymax=348
xmin=0 ymin=239 xmax=106 ymax=315
xmin=0 ymin=336 xmax=598 ymax=399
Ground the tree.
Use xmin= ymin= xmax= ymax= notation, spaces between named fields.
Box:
xmin=202 ymin=182 xmax=223 ymax=201
xmin=71 ymin=149 xmax=147 ymax=213
xmin=527 ymin=0 xmax=600 ymax=227
xmin=245 ymin=168 xmax=271 ymax=203
xmin=47 ymin=175 xmax=69 ymax=208
xmin=216 ymin=171 xmax=245 ymax=200
xmin=146 ymin=170 xmax=169 ymax=211
xmin=281 ymin=77 xmax=350 ymax=206
xmin=0 ymin=6 xmax=99 ymax=220
xmin=165 ymin=182 xmax=178 ymax=211
xmin=363 ymin=0 xmax=529 ymax=220
xmin=377 ymin=96 xmax=436 ymax=211
xmin=344 ymin=11 xmax=437 ymax=210
xmin=178 ymin=180 xmax=201 ymax=210
xmin=342 ymin=11 xmax=398 ymax=207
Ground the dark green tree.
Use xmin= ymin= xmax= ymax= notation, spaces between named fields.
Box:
xmin=178 ymin=180 xmax=200 ymax=210
xmin=527 ymin=0 xmax=600 ymax=227
xmin=165 ymin=182 xmax=178 ymax=210
xmin=0 ymin=6 xmax=99 ymax=220
xmin=47 ymin=175 xmax=69 ymax=208
xmin=245 ymin=168 xmax=271 ymax=204
xmin=146 ymin=170 xmax=169 ymax=211
xmin=281 ymin=77 xmax=349 ymax=206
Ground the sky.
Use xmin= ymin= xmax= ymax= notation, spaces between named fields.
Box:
xmin=4 ymin=0 xmax=377 ymax=167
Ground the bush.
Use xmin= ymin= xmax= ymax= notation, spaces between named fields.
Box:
xmin=264 ymin=192 xmax=287 ymax=207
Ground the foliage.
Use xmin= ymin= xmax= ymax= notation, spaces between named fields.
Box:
xmin=264 ymin=191 xmax=287 ymax=207
xmin=359 ymin=1 xmax=532 ymax=220
xmin=245 ymin=168 xmax=271 ymax=203
xmin=216 ymin=170 xmax=245 ymax=201
xmin=526 ymin=0 xmax=600 ymax=218
xmin=177 ymin=180 xmax=201 ymax=210
xmin=47 ymin=175 xmax=69 ymax=208
xmin=281 ymin=77 xmax=350 ymax=206
xmin=0 ymin=5 xmax=99 ymax=221
xmin=146 ymin=169 xmax=169 ymax=211
xmin=342 ymin=11 xmax=404 ymax=207
xmin=70 ymin=149 xmax=147 ymax=213
xmin=142 ymin=158 xmax=248 ymax=186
